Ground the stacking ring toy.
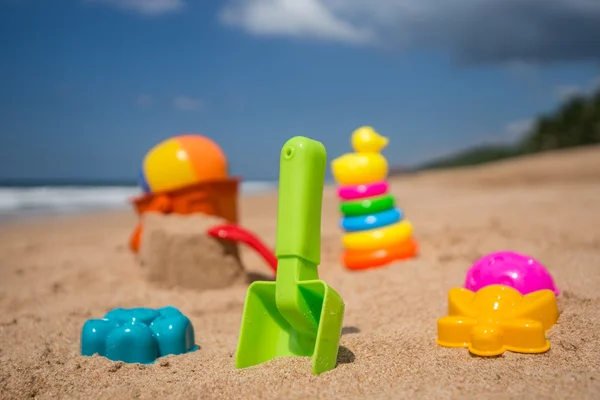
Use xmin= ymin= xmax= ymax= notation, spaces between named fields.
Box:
xmin=340 ymin=208 xmax=402 ymax=232
xmin=337 ymin=181 xmax=388 ymax=201
xmin=342 ymin=220 xmax=413 ymax=251
xmin=343 ymin=238 xmax=418 ymax=270
xmin=340 ymin=194 xmax=395 ymax=217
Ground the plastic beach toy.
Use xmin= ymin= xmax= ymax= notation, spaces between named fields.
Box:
xmin=342 ymin=220 xmax=413 ymax=251
xmin=129 ymin=134 xmax=240 ymax=254
xmin=437 ymin=285 xmax=559 ymax=356
xmin=341 ymin=208 xmax=403 ymax=232
xmin=337 ymin=181 xmax=389 ymax=201
xmin=465 ymin=251 xmax=559 ymax=296
xmin=340 ymin=194 xmax=396 ymax=217
xmin=331 ymin=127 xmax=388 ymax=185
xmin=235 ymin=136 xmax=345 ymax=375
xmin=207 ymin=223 xmax=278 ymax=274
xmin=343 ymin=238 xmax=418 ymax=270
xmin=139 ymin=134 xmax=228 ymax=194
xmin=331 ymin=126 xmax=418 ymax=270
xmin=81 ymin=306 xmax=197 ymax=364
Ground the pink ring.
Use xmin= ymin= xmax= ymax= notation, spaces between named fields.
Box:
xmin=337 ymin=181 xmax=388 ymax=200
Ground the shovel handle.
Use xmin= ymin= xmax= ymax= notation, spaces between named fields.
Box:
xmin=275 ymin=137 xmax=326 ymax=265
xmin=207 ymin=223 xmax=277 ymax=274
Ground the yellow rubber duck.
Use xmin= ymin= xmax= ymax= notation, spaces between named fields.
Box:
xmin=331 ymin=126 xmax=389 ymax=185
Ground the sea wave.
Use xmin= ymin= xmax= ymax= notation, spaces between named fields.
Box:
xmin=0 ymin=181 xmax=277 ymax=217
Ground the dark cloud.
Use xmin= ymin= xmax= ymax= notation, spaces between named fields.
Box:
xmin=441 ymin=1 xmax=600 ymax=64
xmin=221 ymin=0 xmax=600 ymax=65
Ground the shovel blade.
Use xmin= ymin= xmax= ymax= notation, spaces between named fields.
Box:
xmin=235 ymin=280 xmax=344 ymax=375
xmin=235 ymin=281 xmax=316 ymax=370
xmin=299 ymin=281 xmax=345 ymax=374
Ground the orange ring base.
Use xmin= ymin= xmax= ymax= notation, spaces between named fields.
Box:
xmin=343 ymin=238 xmax=418 ymax=271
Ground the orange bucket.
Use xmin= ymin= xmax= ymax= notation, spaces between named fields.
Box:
xmin=129 ymin=177 xmax=240 ymax=253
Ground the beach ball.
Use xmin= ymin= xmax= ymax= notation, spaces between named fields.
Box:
xmin=139 ymin=134 xmax=228 ymax=194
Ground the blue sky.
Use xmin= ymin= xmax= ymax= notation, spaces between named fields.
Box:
xmin=1 ymin=0 xmax=599 ymax=181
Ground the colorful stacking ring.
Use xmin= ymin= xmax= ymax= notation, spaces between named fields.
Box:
xmin=342 ymin=220 xmax=413 ymax=251
xmin=340 ymin=194 xmax=396 ymax=217
xmin=343 ymin=238 xmax=419 ymax=270
xmin=337 ymin=180 xmax=388 ymax=201
xmin=340 ymin=208 xmax=402 ymax=232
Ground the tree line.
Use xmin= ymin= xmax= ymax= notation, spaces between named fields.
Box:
xmin=418 ymin=88 xmax=600 ymax=170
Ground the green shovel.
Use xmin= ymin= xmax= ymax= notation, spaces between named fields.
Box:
xmin=235 ymin=136 xmax=345 ymax=375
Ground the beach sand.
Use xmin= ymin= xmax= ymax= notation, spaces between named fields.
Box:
xmin=1 ymin=145 xmax=600 ymax=399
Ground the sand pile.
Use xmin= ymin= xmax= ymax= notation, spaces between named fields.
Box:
xmin=1 ymin=146 xmax=600 ymax=399
xmin=139 ymin=213 xmax=245 ymax=291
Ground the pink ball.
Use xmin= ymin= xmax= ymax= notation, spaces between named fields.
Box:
xmin=464 ymin=251 xmax=559 ymax=296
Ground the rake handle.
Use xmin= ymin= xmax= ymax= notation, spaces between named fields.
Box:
xmin=207 ymin=223 xmax=277 ymax=274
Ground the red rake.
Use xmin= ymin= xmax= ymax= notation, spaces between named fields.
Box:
xmin=207 ymin=223 xmax=277 ymax=274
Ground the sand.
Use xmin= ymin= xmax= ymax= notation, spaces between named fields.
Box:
xmin=1 ymin=145 xmax=600 ymax=399
xmin=139 ymin=213 xmax=246 ymax=291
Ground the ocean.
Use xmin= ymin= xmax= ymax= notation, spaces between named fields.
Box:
xmin=0 ymin=180 xmax=277 ymax=220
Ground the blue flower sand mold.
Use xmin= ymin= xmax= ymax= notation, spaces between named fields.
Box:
xmin=81 ymin=306 xmax=198 ymax=364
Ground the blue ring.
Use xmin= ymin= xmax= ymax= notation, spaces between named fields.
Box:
xmin=340 ymin=208 xmax=402 ymax=232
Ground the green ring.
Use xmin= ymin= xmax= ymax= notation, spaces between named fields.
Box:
xmin=340 ymin=194 xmax=396 ymax=217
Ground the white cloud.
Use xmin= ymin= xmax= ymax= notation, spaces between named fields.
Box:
xmin=505 ymin=119 xmax=534 ymax=141
xmin=554 ymin=75 xmax=600 ymax=101
xmin=219 ymin=0 xmax=600 ymax=64
xmin=465 ymin=119 xmax=535 ymax=147
xmin=219 ymin=0 xmax=372 ymax=44
xmin=407 ymin=118 xmax=536 ymax=165
xmin=86 ymin=0 xmax=184 ymax=16
xmin=136 ymin=93 xmax=155 ymax=107
xmin=173 ymin=96 xmax=205 ymax=111
xmin=555 ymin=85 xmax=584 ymax=101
